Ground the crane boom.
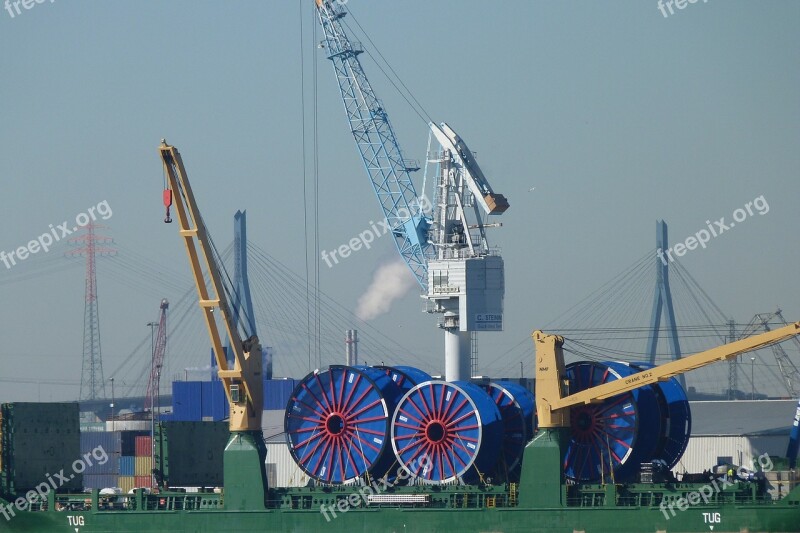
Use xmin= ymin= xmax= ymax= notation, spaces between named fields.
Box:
xmin=159 ymin=141 xmax=263 ymax=432
xmin=145 ymin=298 xmax=169 ymax=413
xmin=429 ymin=122 xmax=509 ymax=215
xmin=315 ymin=0 xmax=431 ymax=288
xmin=533 ymin=321 xmax=800 ymax=428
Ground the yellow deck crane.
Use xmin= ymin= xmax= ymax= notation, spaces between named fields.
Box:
xmin=520 ymin=321 xmax=800 ymax=507
xmin=158 ymin=140 xmax=267 ymax=509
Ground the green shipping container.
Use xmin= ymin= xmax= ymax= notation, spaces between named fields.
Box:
xmin=0 ymin=402 xmax=82 ymax=496
xmin=156 ymin=421 xmax=228 ymax=487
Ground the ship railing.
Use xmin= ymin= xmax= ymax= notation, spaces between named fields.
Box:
xmin=366 ymin=494 xmax=429 ymax=505
xmin=142 ymin=492 xmax=224 ymax=511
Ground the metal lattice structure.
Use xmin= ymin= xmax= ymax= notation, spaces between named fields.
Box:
xmin=316 ymin=0 xmax=431 ymax=289
xmin=740 ymin=310 xmax=800 ymax=397
xmin=145 ymin=299 xmax=169 ymax=413
xmin=67 ymin=223 xmax=116 ymax=401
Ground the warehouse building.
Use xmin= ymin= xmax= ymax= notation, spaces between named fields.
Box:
xmin=676 ymin=399 xmax=798 ymax=474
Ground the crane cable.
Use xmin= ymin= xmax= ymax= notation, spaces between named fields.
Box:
xmin=313 ymin=4 xmax=322 ymax=370
xmin=300 ymin=0 xmax=313 ymax=374
xmin=344 ymin=5 xmax=434 ymax=127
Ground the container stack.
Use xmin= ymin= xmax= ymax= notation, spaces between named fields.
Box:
xmin=118 ymin=455 xmax=135 ymax=493
xmin=134 ymin=435 xmax=152 ymax=488
xmin=80 ymin=431 xmax=120 ymax=489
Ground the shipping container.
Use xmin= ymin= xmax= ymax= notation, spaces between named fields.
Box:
xmin=105 ymin=420 xmax=150 ymax=432
xmin=134 ymin=475 xmax=152 ymax=488
xmin=264 ymin=379 xmax=297 ymax=411
xmin=157 ymin=421 xmax=228 ymax=486
xmin=201 ymin=381 xmax=213 ymax=419
xmin=135 ymin=456 xmax=153 ymax=477
xmin=209 ymin=380 xmax=228 ymax=421
xmin=83 ymin=474 xmax=118 ymax=490
xmin=118 ymin=475 xmax=136 ymax=493
xmin=171 ymin=382 xmax=202 ymax=421
xmin=119 ymin=456 xmax=135 ymax=477
xmin=80 ymin=431 xmax=122 ymax=456
xmin=80 ymin=432 xmax=121 ymax=475
xmin=85 ymin=452 xmax=119 ymax=476
xmin=121 ymin=431 xmax=149 ymax=456
xmin=134 ymin=435 xmax=152 ymax=457
xmin=1 ymin=403 xmax=82 ymax=493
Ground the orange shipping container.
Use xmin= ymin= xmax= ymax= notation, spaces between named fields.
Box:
xmin=134 ymin=436 xmax=151 ymax=457
xmin=134 ymin=475 xmax=152 ymax=488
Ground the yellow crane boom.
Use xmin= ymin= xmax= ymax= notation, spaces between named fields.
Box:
xmin=533 ymin=321 xmax=800 ymax=429
xmin=158 ymin=140 xmax=263 ymax=432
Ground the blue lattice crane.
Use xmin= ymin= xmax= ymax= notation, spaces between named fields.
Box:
xmin=315 ymin=0 xmax=431 ymax=287
xmin=315 ymin=0 xmax=508 ymax=380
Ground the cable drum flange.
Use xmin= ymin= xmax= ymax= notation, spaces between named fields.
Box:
xmin=390 ymin=380 xmax=502 ymax=484
xmin=478 ymin=381 xmax=536 ymax=475
xmin=563 ymin=362 xmax=639 ymax=482
xmin=284 ymin=365 xmax=398 ymax=484
xmin=376 ymin=365 xmax=432 ymax=394
xmin=626 ymin=362 xmax=691 ymax=469
xmin=603 ymin=361 xmax=667 ymax=481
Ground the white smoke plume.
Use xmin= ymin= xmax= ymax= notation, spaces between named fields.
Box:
xmin=355 ymin=259 xmax=416 ymax=321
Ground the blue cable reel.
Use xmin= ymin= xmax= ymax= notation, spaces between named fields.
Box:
xmin=563 ymin=362 xmax=639 ymax=482
xmin=478 ymin=381 xmax=536 ymax=479
xmin=626 ymin=362 xmax=691 ymax=469
xmin=391 ymin=380 xmax=503 ymax=484
xmin=284 ymin=365 xmax=399 ymax=484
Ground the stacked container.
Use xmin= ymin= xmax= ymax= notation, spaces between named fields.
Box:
xmin=134 ymin=435 xmax=152 ymax=488
xmin=118 ymin=455 xmax=135 ymax=493
xmin=80 ymin=431 xmax=120 ymax=489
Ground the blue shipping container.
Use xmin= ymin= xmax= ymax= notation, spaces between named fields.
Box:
xmin=80 ymin=431 xmax=122 ymax=455
xmin=171 ymin=381 xmax=202 ymax=421
xmin=201 ymin=381 xmax=213 ymax=419
xmin=82 ymin=474 xmax=118 ymax=490
xmin=210 ymin=379 xmax=228 ymax=421
xmin=264 ymin=379 xmax=297 ymax=410
xmin=119 ymin=456 xmax=135 ymax=477
xmin=80 ymin=432 xmax=121 ymax=475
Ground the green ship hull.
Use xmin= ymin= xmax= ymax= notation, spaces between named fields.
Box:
xmin=2 ymin=430 xmax=798 ymax=532
xmin=1 ymin=497 xmax=799 ymax=532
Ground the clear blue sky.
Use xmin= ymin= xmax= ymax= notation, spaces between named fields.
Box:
xmin=1 ymin=1 xmax=798 ymax=402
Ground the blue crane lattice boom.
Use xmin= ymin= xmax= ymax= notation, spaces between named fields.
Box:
xmin=316 ymin=0 xmax=431 ymax=289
